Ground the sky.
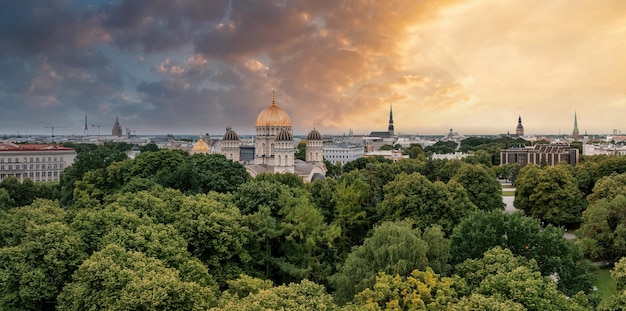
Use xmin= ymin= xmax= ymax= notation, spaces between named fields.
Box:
xmin=0 ymin=0 xmax=625 ymax=136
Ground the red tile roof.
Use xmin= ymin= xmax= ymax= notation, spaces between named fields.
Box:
xmin=0 ymin=143 xmax=75 ymax=151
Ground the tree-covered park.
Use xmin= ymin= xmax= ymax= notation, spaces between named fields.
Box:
xmin=2 ymin=138 xmax=626 ymax=310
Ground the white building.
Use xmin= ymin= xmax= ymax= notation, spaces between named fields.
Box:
xmin=583 ymin=143 xmax=626 ymax=156
xmin=324 ymin=142 xmax=365 ymax=165
xmin=364 ymin=150 xmax=408 ymax=162
xmin=0 ymin=143 xmax=76 ymax=182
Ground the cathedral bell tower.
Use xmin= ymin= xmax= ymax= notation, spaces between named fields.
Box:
xmin=388 ymin=104 xmax=394 ymax=136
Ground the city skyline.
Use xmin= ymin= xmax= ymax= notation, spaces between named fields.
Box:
xmin=0 ymin=0 xmax=625 ymax=136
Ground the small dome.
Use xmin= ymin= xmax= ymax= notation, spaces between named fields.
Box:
xmin=192 ymin=138 xmax=209 ymax=151
xmin=256 ymin=100 xmax=291 ymax=127
xmin=223 ymin=128 xmax=240 ymax=141
xmin=275 ymin=128 xmax=293 ymax=141
xmin=306 ymin=129 xmax=322 ymax=141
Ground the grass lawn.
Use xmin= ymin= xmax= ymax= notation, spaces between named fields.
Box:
xmin=501 ymin=184 xmax=516 ymax=189
xmin=593 ymin=268 xmax=616 ymax=305
xmin=502 ymin=191 xmax=515 ymax=197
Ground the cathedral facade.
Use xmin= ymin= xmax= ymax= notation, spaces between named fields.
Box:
xmin=192 ymin=98 xmax=327 ymax=182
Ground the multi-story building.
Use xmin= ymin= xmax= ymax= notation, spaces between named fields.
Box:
xmin=324 ymin=141 xmax=364 ymax=165
xmin=0 ymin=143 xmax=76 ymax=182
xmin=500 ymin=144 xmax=579 ymax=167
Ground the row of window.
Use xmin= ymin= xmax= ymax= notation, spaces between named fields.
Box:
xmin=0 ymin=171 xmax=59 ymax=181
xmin=0 ymin=156 xmax=65 ymax=163
xmin=0 ymin=163 xmax=64 ymax=170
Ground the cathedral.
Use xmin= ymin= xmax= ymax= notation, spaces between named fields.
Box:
xmin=192 ymin=98 xmax=327 ymax=182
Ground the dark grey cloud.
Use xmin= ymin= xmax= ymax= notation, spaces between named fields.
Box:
xmin=0 ymin=0 xmax=463 ymax=136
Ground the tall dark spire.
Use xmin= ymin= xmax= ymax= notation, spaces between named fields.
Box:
xmin=573 ymin=111 xmax=580 ymax=140
xmin=388 ymin=104 xmax=394 ymax=135
xmin=516 ymin=115 xmax=524 ymax=137
xmin=84 ymin=113 xmax=88 ymax=136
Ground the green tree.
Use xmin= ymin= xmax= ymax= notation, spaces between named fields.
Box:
xmin=450 ymin=163 xmax=505 ymax=211
xmin=0 ymin=176 xmax=36 ymax=207
xmin=59 ymin=144 xmax=129 ymax=204
xmin=402 ymin=143 xmax=427 ymax=160
xmin=275 ymin=188 xmax=340 ymax=283
xmin=69 ymin=203 xmax=153 ymax=254
xmin=455 ymin=247 xmax=591 ymax=311
xmin=587 ymin=173 xmax=626 ymax=205
xmin=100 ymin=223 xmax=217 ymax=288
xmin=450 ymin=211 xmax=594 ymax=297
xmin=233 ymin=180 xmax=286 ymax=215
xmin=332 ymin=178 xmax=370 ymax=257
xmin=425 ymin=141 xmax=458 ymax=155
xmin=0 ymin=222 xmax=86 ymax=310
xmin=515 ymin=164 xmax=586 ymax=226
xmin=0 ymin=188 xmax=14 ymax=211
xmin=330 ymin=221 xmax=430 ymax=304
xmin=578 ymin=195 xmax=626 ymax=262
xmin=213 ymin=278 xmax=338 ymax=311
xmin=173 ymin=192 xmax=253 ymax=285
xmin=377 ymin=172 xmax=476 ymax=233
xmin=255 ymin=172 xmax=304 ymax=189
xmin=57 ymin=244 xmax=215 ymax=311
xmin=0 ymin=199 xmax=66 ymax=248
xmin=348 ymin=268 xmax=458 ymax=310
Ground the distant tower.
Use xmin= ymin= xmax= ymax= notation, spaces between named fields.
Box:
xmin=222 ymin=126 xmax=241 ymax=162
xmin=274 ymin=128 xmax=295 ymax=174
xmin=516 ymin=115 xmax=524 ymax=137
xmin=306 ymin=126 xmax=323 ymax=163
xmin=112 ymin=116 xmax=123 ymax=137
xmin=388 ymin=104 xmax=394 ymax=136
xmin=572 ymin=111 xmax=580 ymax=141
xmin=84 ymin=114 xmax=89 ymax=136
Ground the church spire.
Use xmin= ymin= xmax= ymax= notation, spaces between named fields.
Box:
xmin=573 ymin=111 xmax=580 ymax=140
xmin=388 ymin=104 xmax=394 ymax=135
xmin=516 ymin=115 xmax=524 ymax=137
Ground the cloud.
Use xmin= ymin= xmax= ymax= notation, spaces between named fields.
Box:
xmin=0 ymin=0 xmax=624 ymax=136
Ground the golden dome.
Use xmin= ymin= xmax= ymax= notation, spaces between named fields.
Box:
xmin=192 ymin=138 xmax=209 ymax=151
xmin=255 ymin=100 xmax=291 ymax=127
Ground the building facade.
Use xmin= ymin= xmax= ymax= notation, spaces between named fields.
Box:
xmin=500 ymin=144 xmax=579 ymax=167
xmin=323 ymin=142 xmax=365 ymax=165
xmin=112 ymin=116 xmax=123 ymax=137
xmin=0 ymin=143 xmax=76 ymax=182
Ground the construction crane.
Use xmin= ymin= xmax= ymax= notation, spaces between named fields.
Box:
xmin=91 ymin=124 xmax=101 ymax=136
xmin=45 ymin=126 xmax=58 ymax=138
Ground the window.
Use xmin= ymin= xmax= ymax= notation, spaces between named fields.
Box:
xmin=15 ymin=158 xmax=19 ymax=163
xmin=48 ymin=172 xmax=52 ymax=177
xmin=48 ymin=157 xmax=51 ymax=162
xmin=36 ymin=158 xmax=39 ymax=162
xmin=23 ymin=165 xmax=27 ymax=169
xmin=29 ymin=173 xmax=33 ymax=178
xmin=30 ymin=157 xmax=33 ymax=162
xmin=36 ymin=164 xmax=39 ymax=169
xmin=54 ymin=164 xmax=57 ymax=169
xmin=53 ymin=157 xmax=57 ymax=162
xmin=0 ymin=165 xmax=3 ymax=170
xmin=7 ymin=158 xmax=11 ymax=163
xmin=30 ymin=165 xmax=33 ymax=169
xmin=8 ymin=165 xmax=12 ymax=170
